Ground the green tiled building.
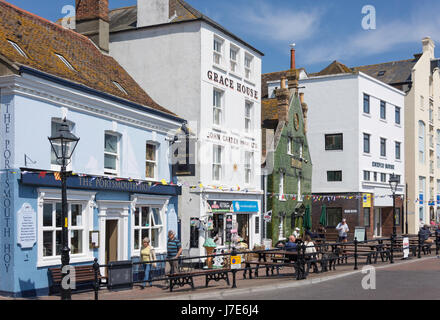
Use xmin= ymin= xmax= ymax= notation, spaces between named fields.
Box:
xmin=261 ymin=69 xmax=313 ymax=243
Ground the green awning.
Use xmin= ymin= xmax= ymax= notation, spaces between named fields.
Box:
xmin=320 ymin=204 xmax=327 ymax=226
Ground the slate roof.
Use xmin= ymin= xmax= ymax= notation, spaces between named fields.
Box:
xmin=108 ymin=0 xmax=264 ymax=56
xmin=352 ymin=56 xmax=420 ymax=86
xmin=261 ymin=70 xmax=288 ymax=99
xmin=309 ymin=60 xmax=353 ymax=77
xmin=0 ymin=0 xmax=178 ymax=117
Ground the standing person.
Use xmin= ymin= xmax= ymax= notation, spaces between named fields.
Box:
xmin=336 ymin=218 xmax=349 ymax=243
xmin=140 ymin=237 xmax=156 ymax=288
xmin=293 ymin=227 xmax=301 ymax=239
xmin=165 ymin=230 xmax=182 ymax=288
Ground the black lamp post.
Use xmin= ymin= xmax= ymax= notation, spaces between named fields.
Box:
xmin=389 ymin=173 xmax=399 ymax=237
xmin=48 ymin=119 xmax=79 ymax=300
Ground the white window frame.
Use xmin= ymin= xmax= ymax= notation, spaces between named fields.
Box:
xmin=131 ymin=195 xmax=170 ymax=256
xmin=244 ymin=151 xmax=253 ymax=184
xmin=213 ymin=37 xmax=224 ymax=66
xmin=279 ymin=172 xmax=285 ymax=200
xmin=419 ymin=121 xmax=425 ymax=163
xmin=230 ymin=45 xmax=239 ymax=73
xmin=287 ymin=137 xmax=293 ymax=155
xmin=145 ymin=142 xmax=158 ymax=180
xmin=244 ymin=53 xmax=253 ymax=80
xmin=245 ymin=100 xmax=253 ymax=133
xmin=104 ymin=131 xmax=121 ymax=176
xmin=213 ymin=144 xmax=223 ymax=181
xmin=213 ymin=89 xmax=224 ymax=126
xmin=37 ymin=189 xmax=96 ymax=267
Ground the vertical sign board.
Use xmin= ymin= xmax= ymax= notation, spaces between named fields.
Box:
xmin=354 ymin=227 xmax=366 ymax=242
xmin=230 ymin=255 xmax=241 ymax=269
xmin=1 ymin=97 xmax=15 ymax=291
xmin=363 ymin=194 xmax=371 ymax=208
xmin=403 ymin=237 xmax=410 ymax=259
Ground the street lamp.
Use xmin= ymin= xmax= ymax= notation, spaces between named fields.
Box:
xmin=389 ymin=173 xmax=399 ymax=237
xmin=48 ymin=119 xmax=79 ymax=300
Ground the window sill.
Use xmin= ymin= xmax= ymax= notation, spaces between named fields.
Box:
xmin=362 ymin=113 xmax=371 ymax=118
xmin=229 ymin=70 xmax=242 ymax=80
xmin=379 ymin=118 xmax=387 ymax=124
xmin=37 ymin=254 xmax=94 ymax=268
xmin=243 ymin=78 xmax=256 ymax=86
xmin=213 ymin=63 xmax=227 ymax=73
xmin=362 ymin=153 xmax=371 ymax=157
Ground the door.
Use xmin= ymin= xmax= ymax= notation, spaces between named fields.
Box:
xmin=374 ymin=208 xmax=382 ymax=237
xmin=105 ymin=220 xmax=118 ymax=265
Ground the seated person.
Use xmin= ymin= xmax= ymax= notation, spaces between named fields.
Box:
xmin=317 ymin=224 xmax=326 ymax=239
xmin=420 ymin=225 xmax=434 ymax=244
xmin=305 ymin=228 xmax=318 ymax=239
xmin=285 ymin=235 xmax=297 ymax=252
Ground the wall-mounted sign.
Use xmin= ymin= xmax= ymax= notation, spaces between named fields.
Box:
xmin=363 ymin=194 xmax=371 ymax=208
xmin=89 ymin=231 xmax=100 ymax=249
xmin=207 ymin=200 xmax=233 ymax=213
xmin=233 ymin=201 xmax=259 ymax=213
xmin=172 ymin=134 xmax=196 ymax=177
xmin=263 ymin=210 xmax=272 ymax=222
xmin=207 ymin=70 xmax=259 ymax=101
xmin=17 ymin=203 xmax=36 ymax=249
xmin=372 ymin=161 xmax=395 ymax=170
xmin=419 ymin=194 xmax=424 ymax=205
xmin=344 ymin=209 xmax=358 ymax=214
xmin=206 ymin=131 xmax=258 ymax=150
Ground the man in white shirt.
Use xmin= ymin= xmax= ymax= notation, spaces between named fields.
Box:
xmin=293 ymin=227 xmax=301 ymax=238
xmin=336 ymin=218 xmax=349 ymax=243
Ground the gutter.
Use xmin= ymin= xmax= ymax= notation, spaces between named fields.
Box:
xmin=18 ymin=65 xmax=186 ymax=125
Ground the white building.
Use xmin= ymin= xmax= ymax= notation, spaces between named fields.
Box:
xmin=267 ymin=61 xmax=405 ymax=238
xmin=102 ymin=0 xmax=264 ymax=254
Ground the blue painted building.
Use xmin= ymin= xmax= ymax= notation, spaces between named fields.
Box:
xmin=0 ymin=1 xmax=185 ymax=297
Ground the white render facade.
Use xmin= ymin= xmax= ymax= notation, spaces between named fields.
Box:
xmin=109 ymin=2 xmax=263 ymax=254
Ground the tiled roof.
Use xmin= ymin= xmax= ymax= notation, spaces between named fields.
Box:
xmin=261 ymin=70 xmax=288 ymax=99
xmin=309 ymin=60 xmax=353 ymax=77
xmin=352 ymin=57 xmax=420 ymax=85
xmin=0 ymin=0 xmax=178 ymax=117
xmin=261 ymin=98 xmax=279 ymax=122
xmin=109 ymin=0 xmax=264 ymax=56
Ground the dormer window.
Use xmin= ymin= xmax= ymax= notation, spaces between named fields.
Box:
xmin=54 ymin=53 xmax=75 ymax=71
xmin=7 ymin=40 xmax=27 ymax=58
xmin=112 ymin=81 xmax=128 ymax=95
xmin=377 ymin=70 xmax=386 ymax=76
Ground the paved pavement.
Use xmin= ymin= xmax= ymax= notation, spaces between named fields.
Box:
xmin=2 ymin=252 xmax=438 ymax=300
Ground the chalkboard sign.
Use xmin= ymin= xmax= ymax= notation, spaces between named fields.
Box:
xmin=354 ymin=226 xmax=366 ymax=242
xmin=225 ymin=215 xmax=233 ymax=243
xmin=108 ymin=260 xmax=133 ymax=291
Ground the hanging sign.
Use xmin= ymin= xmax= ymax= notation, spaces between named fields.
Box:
xmin=363 ymin=193 xmax=371 ymax=208
xmin=233 ymin=201 xmax=259 ymax=213
xmin=17 ymin=203 xmax=37 ymax=249
xmin=263 ymin=210 xmax=272 ymax=222
xmin=207 ymin=200 xmax=233 ymax=213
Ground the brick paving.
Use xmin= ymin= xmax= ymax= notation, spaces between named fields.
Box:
xmin=3 ymin=248 xmax=435 ymax=300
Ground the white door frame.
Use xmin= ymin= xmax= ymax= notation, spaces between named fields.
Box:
xmin=97 ymin=200 xmax=130 ymax=269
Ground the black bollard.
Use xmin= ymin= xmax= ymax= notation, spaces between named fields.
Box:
xmin=354 ymin=237 xmax=358 ymax=270
xmin=93 ymin=258 xmax=99 ymax=301
xmin=390 ymin=235 xmax=394 ymax=264
xmin=436 ymin=230 xmax=439 ymax=256
xmin=418 ymin=231 xmax=422 ymax=259
xmin=231 ymin=247 xmax=237 ymax=288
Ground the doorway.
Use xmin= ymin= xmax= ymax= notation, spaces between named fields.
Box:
xmin=105 ymin=220 xmax=118 ymax=265
xmin=374 ymin=208 xmax=382 ymax=237
xmin=236 ymin=214 xmax=249 ymax=246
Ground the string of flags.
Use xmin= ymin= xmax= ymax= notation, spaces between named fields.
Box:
xmin=17 ymin=170 xmax=440 ymax=205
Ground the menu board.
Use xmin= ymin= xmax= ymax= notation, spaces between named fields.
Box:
xmin=225 ymin=215 xmax=233 ymax=242
xmin=354 ymin=226 xmax=366 ymax=241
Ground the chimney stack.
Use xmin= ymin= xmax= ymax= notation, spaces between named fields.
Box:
xmin=75 ymin=0 xmax=109 ymax=53
xmin=290 ymin=43 xmax=296 ymax=70
xmin=276 ymin=76 xmax=290 ymax=123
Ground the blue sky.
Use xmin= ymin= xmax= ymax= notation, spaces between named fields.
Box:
xmin=7 ymin=0 xmax=440 ymax=74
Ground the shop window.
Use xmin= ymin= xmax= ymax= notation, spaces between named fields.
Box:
xmin=190 ymin=218 xmax=199 ymax=248
xmin=327 ymin=207 xmax=342 ymax=227
xmin=363 ymin=208 xmax=370 ymax=227
xmin=133 ymin=206 xmax=163 ymax=250
xmin=42 ymin=203 xmax=85 ymax=257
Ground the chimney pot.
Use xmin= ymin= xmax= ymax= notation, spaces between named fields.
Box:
xmin=76 ymin=0 xmax=109 ymax=22
xmin=290 ymin=44 xmax=296 ymax=70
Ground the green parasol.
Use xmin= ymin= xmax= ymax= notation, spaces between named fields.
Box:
xmin=319 ymin=204 xmax=327 ymax=226
xmin=303 ymin=205 xmax=312 ymax=231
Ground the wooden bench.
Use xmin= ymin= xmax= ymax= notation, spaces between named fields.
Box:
xmin=48 ymin=264 xmax=103 ymax=295
xmin=166 ymin=268 xmax=230 ymax=292
xmin=243 ymin=261 xmax=290 ymax=278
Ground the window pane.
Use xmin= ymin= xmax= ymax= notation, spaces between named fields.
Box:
xmin=43 ymin=204 xmax=53 ymax=227
xmin=142 ymin=207 xmax=150 ymax=227
xmin=105 ymin=134 xmax=118 ymax=153
xmin=146 ymin=144 xmax=156 ymax=161
xmin=152 ymin=208 xmax=161 ymax=225
xmin=325 ymin=134 xmax=343 ymax=150
xmin=56 ymin=203 xmax=62 ymax=228
xmin=141 ymin=229 xmax=149 ymax=242
xmin=104 ymin=154 xmax=117 ymax=170
xmin=43 ymin=231 xmax=53 ymax=257
xmin=56 ymin=231 xmax=62 ymax=256
xmin=151 ymin=228 xmax=159 ymax=248
xmin=71 ymin=204 xmax=82 ymax=226
xmin=70 ymin=230 xmax=83 ymax=254
xmin=51 ymin=144 xmax=62 ymax=165
xmin=327 ymin=208 xmax=342 ymax=227
xmin=363 ymin=208 xmax=370 ymax=226
xmin=134 ymin=230 xmax=140 ymax=250
xmin=146 ymin=163 xmax=155 ymax=179
xmin=134 ymin=208 xmax=140 ymax=227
